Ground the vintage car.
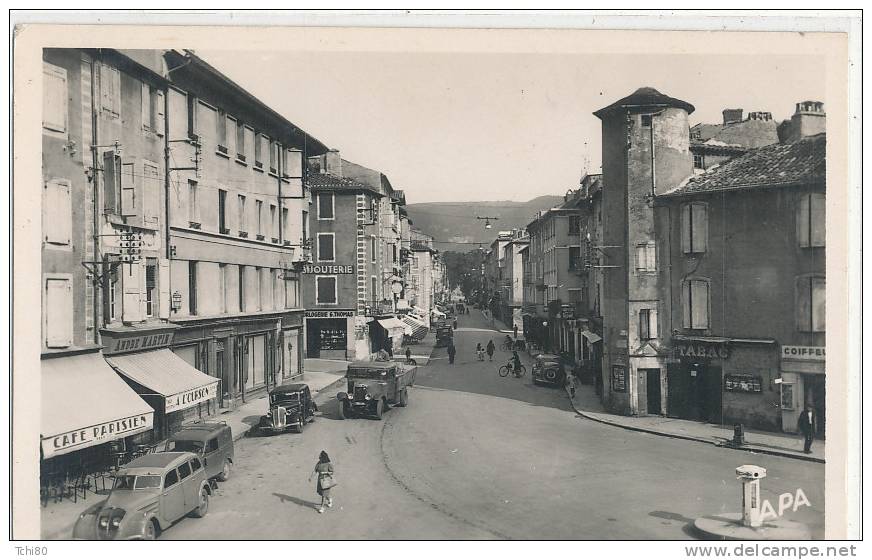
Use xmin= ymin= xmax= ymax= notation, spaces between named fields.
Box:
xmin=435 ymin=322 xmax=453 ymax=347
xmin=531 ymin=353 xmax=566 ymax=386
xmin=72 ymin=452 xmax=211 ymax=540
xmin=163 ymin=422 xmax=234 ymax=481
xmin=258 ymin=383 xmax=317 ymax=434
xmin=337 ymin=361 xmax=416 ymax=420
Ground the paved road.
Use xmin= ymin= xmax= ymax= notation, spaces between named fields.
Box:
xmin=165 ymin=311 xmax=824 ymax=539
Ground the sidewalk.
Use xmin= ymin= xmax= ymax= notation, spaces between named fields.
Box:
xmin=565 ymin=383 xmax=825 ymax=463
xmin=40 ymin=360 xmax=349 ymax=540
xmin=402 ymin=330 xmax=437 ymax=365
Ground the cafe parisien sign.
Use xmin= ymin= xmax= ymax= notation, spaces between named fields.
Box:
xmin=42 ymin=412 xmax=154 ymax=458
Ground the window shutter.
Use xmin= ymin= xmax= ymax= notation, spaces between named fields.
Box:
xmin=155 ymin=90 xmax=165 ymax=136
xmin=159 ymin=258 xmax=170 ymax=319
xmin=634 ymin=245 xmax=643 ymax=271
xmin=646 ymin=243 xmax=657 ymax=271
xmin=286 ymin=148 xmax=302 ymax=178
xmin=101 ymin=64 xmax=120 ymax=116
xmin=810 ymin=193 xmax=825 ymax=247
xmin=103 ymin=151 xmax=120 ymax=214
xmin=649 ymin=307 xmax=659 ymax=339
xmin=797 ymin=194 xmax=810 ymax=248
xmin=120 ymin=157 xmax=138 ymax=219
xmin=690 ymin=281 xmax=709 ymax=329
xmin=142 ymin=162 xmax=160 ymax=226
xmin=682 ymin=282 xmax=692 ymax=328
xmin=141 ymin=83 xmax=150 ymax=130
xmin=692 ymin=204 xmax=708 ymax=253
xmin=139 ymin=259 xmax=148 ymax=319
xmin=44 ymin=179 xmax=72 ymax=245
xmin=681 ymin=204 xmax=692 ymax=253
xmin=42 ymin=63 xmax=67 ymax=133
xmin=122 ymin=263 xmax=142 ymax=322
xmin=811 ymin=277 xmax=826 ymax=332
xmin=45 ymin=278 xmax=73 ymax=348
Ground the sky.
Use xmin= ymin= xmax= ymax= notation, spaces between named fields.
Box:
xmin=199 ymin=48 xmax=827 ymax=204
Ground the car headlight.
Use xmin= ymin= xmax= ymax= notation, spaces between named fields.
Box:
xmin=266 ymin=411 xmax=272 ymax=417
xmin=99 ymin=517 xmax=109 ymax=528
xmin=364 ymin=394 xmax=372 ymax=401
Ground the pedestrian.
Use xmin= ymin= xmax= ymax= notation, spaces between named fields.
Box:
xmin=453 ymin=319 xmax=458 ymax=330
xmin=405 ymin=346 xmax=412 ymax=363
xmin=308 ymin=450 xmax=336 ymax=514
xmin=797 ymin=404 xmax=817 ymax=454
xmin=447 ymin=342 xmax=456 ymax=364
xmin=566 ymin=370 xmax=577 ymax=399
xmin=476 ymin=343 xmax=485 ymax=361
xmin=513 ymin=324 xmax=518 ymax=340
xmin=486 ymin=340 xmax=495 ymax=361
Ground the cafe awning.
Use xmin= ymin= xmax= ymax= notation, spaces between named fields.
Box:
xmin=581 ymin=330 xmax=602 ymax=344
xmin=41 ymin=353 xmax=154 ymax=459
xmin=106 ymin=349 xmax=219 ymax=414
xmin=378 ymin=317 xmax=409 ymax=334
xmin=400 ymin=315 xmax=429 ymax=339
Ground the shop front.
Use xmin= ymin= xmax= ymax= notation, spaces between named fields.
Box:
xmin=279 ymin=312 xmax=304 ymax=382
xmin=779 ymin=345 xmax=825 ymax=436
xmin=305 ymin=309 xmax=354 ymax=359
xmin=666 ymin=336 xmax=780 ymax=431
xmin=40 ymin=351 xmax=155 ymax=489
xmin=371 ymin=316 xmax=407 ymax=354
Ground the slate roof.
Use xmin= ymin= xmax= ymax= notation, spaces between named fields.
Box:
xmin=594 ymin=87 xmax=695 ymax=119
xmin=662 ymin=133 xmax=825 ymax=197
xmin=307 ymin=171 xmax=379 ymax=195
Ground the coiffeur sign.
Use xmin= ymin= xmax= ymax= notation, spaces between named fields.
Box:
xmin=165 ymin=381 xmax=219 ymax=413
xmin=42 ymin=413 xmax=154 ymax=458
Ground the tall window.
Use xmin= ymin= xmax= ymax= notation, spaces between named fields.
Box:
xmin=188 ymin=261 xmax=198 ymax=315
xmin=693 ymin=154 xmax=705 ymax=169
xmin=218 ymin=189 xmax=228 ymax=233
xmin=639 ymin=308 xmax=658 ymax=340
xmin=145 ymin=258 xmax=157 ymax=317
xmin=100 ymin=64 xmax=120 ymax=119
xmin=186 ymin=94 xmax=198 ymax=139
xmin=796 ymin=276 xmax=825 ymax=332
xmin=318 ymin=233 xmax=335 ymax=262
xmin=141 ymin=84 xmax=164 ymax=134
xmin=682 ymin=279 xmax=709 ymax=330
xmin=219 ymin=263 xmax=227 ymax=313
xmin=797 ymin=193 xmax=825 ymax=248
xmin=216 ymin=110 xmax=228 ymax=154
xmin=43 ymin=62 xmax=68 ymax=134
xmin=269 ymin=204 xmax=277 ymax=240
xmin=187 ymin=180 xmax=200 ymax=224
xmin=108 ymin=268 xmax=118 ymax=321
xmin=238 ymin=195 xmax=247 ymax=234
xmin=316 ymin=276 xmax=338 ymax=305
xmin=371 ymin=236 xmax=377 ymax=263
xmin=681 ymin=202 xmax=708 ymax=254
xmin=635 ymin=242 xmax=657 ymax=273
xmin=256 ymin=200 xmax=264 ymax=237
xmin=254 ymin=133 xmax=263 ymax=168
xmin=282 ymin=208 xmax=289 ymax=240
xmin=301 ymin=210 xmax=308 ymax=243
xmin=568 ymin=215 xmax=581 ymax=235
xmin=238 ymin=266 xmax=246 ymax=311
xmin=256 ymin=267 xmax=263 ymax=310
xmin=236 ymin=121 xmax=245 ymax=161
xmin=568 ymin=246 xmax=581 ymax=270
xmin=318 ymin=192 xmax=335 ymax=220
xmin=269 ymin=140 xmax=278 ymax=174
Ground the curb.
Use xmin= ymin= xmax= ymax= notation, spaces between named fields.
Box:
xmin=563 ymin=387 xmax=825 ymax=464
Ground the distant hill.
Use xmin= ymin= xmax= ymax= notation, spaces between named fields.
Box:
xmin=406 ymin=195 xmax=565 ymax=252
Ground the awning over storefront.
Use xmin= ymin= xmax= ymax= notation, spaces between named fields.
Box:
xmin=106 ymin=349 xmax=219 ymax=414
xmin=41 ymin=353 xmax=155 ymax=459
xmin=581 ymin=330 xmax=602 ymax=344
xmin=378 ymin=317 xmax=409 ymax=333
xmin=400 ymin=315 xmax=429 ymax=339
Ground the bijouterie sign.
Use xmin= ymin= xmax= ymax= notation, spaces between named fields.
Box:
xmin=165 ymin=381 xmax=218 ymax=413
xmin=302 ymin=264 xmax=354 ymax=274
xmin=42 ymin=412 xmax=154 ymax=458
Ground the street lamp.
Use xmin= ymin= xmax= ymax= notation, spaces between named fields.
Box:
xmin=476 ymin=216 xmax=499 ymax=229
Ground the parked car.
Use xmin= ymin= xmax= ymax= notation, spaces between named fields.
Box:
xmin=532 ymin=354 xmax=566 ymax=386
xmin=258 ymin=383 xmax=317 ymax=434
xmin=163 ymin=422 xmax=234 ymax=482
xmin=72 ymin=452 xmax=211 ymax=540
xmin=337 ymin=361 xmax=416 ymax=420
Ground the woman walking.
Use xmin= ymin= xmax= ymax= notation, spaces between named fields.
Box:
xmin=308 ymin=450 xmax=336 ymax=513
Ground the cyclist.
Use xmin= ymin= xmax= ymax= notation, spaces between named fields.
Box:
xmin=511 ymin=350 xmax=522 ymax=377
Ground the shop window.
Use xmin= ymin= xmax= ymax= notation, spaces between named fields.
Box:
xmin=682 ymin=279 xmax=709 ymax=330
xmin=318 ymin=192 xmax=335 ymax=220
xmin=43 ymin=62 xmax=68 ymax=134
xmin=796 ymin=276 xmax=825 ymax=333
xmin=188 ymin=261 xmax=198 ymax=315
xmin=145 ymin=258 xmax=157 ymax=317
xmin=797 ymin=193 xmax=825 ymax=248
xmin=635 ymin=242 xmax=657 ymax=273
xmin=318 ymin=233 xmax=335 ymax=262
xmin=43 ymin=178 xmax=72 ymax=247
xmin=44 ymin=276 xmax=73 ymax=348
xmin=780 ymin=383 xmax=796 ymax=410
xmin=316 ymin=276 xmax=338 ymax=305
xmin=681 ymin=202 xmax=708 ymax=254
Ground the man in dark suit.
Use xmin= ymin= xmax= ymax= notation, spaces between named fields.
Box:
xmin=797 ymin=404 xmax=817 ymax=454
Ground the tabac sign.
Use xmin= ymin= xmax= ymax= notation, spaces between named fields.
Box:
xmin=672 ymin=340 xmax=729 ymax=360
xmin=42 ymin=412 xmax=154 ymax=459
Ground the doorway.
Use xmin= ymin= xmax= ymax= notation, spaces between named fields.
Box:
xmin=643 ymin=369 xmax=662 ymax=415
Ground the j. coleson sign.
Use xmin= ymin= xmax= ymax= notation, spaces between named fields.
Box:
xmin=165 ymin=381 xmax=218 ymax=413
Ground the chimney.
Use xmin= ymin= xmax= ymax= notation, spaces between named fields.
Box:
xmin=324 ymin=149 xmax=342 ymax=177
xmin=785 ymin=101 xmax=826 ymax=142
xmin=722 ymin=108 xmax=743 ymax=125
xmin=747 ymin=111 xmax=772 ymax=121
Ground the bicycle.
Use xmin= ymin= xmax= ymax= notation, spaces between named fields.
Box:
xmin=500 ymin=340 xmax=514 ymax=352
xmin=498 ymin=363 xmax=526 ymax=377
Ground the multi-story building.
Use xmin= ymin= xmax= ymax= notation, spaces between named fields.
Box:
xmin=499 ymin=230 xmax=528 ymax=333
xmin=690 ymin=108 xmax=779 ymax=171
xmin=161 ymin=50 xmax=327 ymax=420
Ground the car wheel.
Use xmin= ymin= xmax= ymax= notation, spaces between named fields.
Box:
xmin=545 ymin=369 xmax=557 ymax=383
xmin=338 ymin=401 xmax=347 ymax=419
xmin=295 ymin=418 xmax=304 ymax=433
xmin=191 ymin=487 xmax=209 ymax=518
xmin=375 ymin=398 xmax=384 ymax=420
xmin=143 ymin=519 xmax=158 ymax=540
xmin=398 ymin=388 xmax=408 ymax=407
xmin=217 ymin=459 xmax=231 ymax=481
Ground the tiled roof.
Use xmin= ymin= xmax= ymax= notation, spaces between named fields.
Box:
xmin=307 ymin=172 xmax=378 ymax=194
xmin=594 ymin=87 xmax=695 ymax=119
xmin=662 ymin=133 xmax=825 ymax=197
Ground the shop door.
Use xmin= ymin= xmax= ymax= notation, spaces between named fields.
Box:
xmin=644 ymin=369 xmax=662 ymax=415
xmin=667 ymin=365 xmax=692 ymax=419
xmin=697 ymin=366 xmax=723 ymax=424
xmin=306 ymin=321 xmax=320 ymax=358
xmin=216 ymin=348 xmax=227 ymax=401
xmin=805 ymin=374 xmax=826 ymax=438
